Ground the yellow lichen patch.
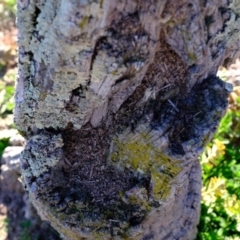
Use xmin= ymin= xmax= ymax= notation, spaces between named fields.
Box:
xmin=151 ymin=171 xmax=171 ymax=199
xmin=188 ymin=52 xmax=197 ymax=62
xmin=128 ymin=194 xmax=152 ymax=212
xmin=111 ymin=70 xmax=118 ymax=75
xmin=79 ymin=16 xmax=89 ymax=30
xmin=111 ymin=137 xmax=182 ymax=201
xmin=100 ymin=0 xmax=104 ymax=8
xmin=39 ymin=91 xmax=47 ymax=101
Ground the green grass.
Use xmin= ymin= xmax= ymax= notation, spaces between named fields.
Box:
xmin=19 ymin=220 xmax=33 ymax=240
xmin=0 ymin=77 xmax=15 ymax=159
xmin=0 ymin=0 xmax=16 ymax=15
xmin=197 ymin=91 xmax=240 ymax=239
xmin=0 ymin=138 xmax=9 ymax=159
xmin=0 ymin=85 xmax=14 ymax=115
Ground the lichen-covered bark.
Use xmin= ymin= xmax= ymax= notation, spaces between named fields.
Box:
xmin=15 ymin=0 xmax=239 ymax=239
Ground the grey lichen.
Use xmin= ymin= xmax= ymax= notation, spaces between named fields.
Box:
xmin=163 ymin=0 xmax=240 ymax=89
xmin=15 ymin=0 xmax=101 ymax=131
xmin=15 ymin=0 xmax=154 ymax=132
xmin=20 ymin=133 xmax=63 ymax=178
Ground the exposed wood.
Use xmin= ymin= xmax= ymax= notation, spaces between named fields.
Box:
xmin=15 ymin=0 xmax=239 ymax=239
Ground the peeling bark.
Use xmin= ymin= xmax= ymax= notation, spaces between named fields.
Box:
xmin=15 ymin=0 xmax=239 ymax=239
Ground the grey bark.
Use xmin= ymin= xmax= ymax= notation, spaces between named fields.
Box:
xmin=15 ymin=0 xmax=239 ymax=239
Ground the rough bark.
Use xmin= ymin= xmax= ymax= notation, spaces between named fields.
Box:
xmin=15 ymin=0 xmax=239 ymax=239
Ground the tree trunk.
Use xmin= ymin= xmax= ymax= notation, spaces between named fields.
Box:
xmin=15 ymin=0 xmax=239 ymax=239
